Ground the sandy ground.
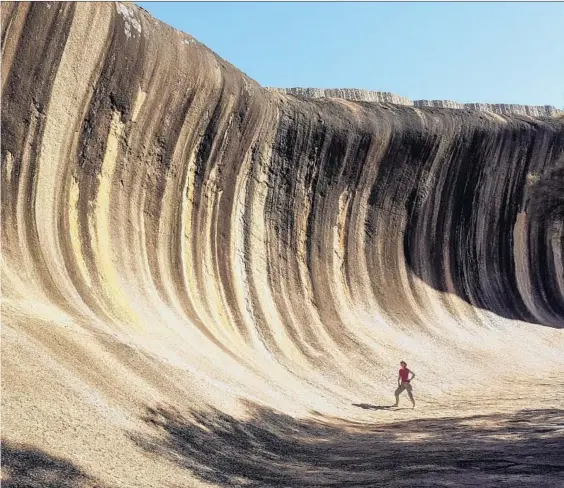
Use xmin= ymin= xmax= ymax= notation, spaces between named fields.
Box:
xmin=2 ymin=326 xmax=563 ymax=488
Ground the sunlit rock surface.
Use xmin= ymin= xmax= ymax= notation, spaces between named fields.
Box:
xmin=272 ymin=88 xmax=564 ymax=118
xmin=2 ymin=2 xmax=564 ymax=487
xmin=270 ymin=87 xmax=414 ymax=105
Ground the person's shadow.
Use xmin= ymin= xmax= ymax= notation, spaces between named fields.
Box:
xmin=352 ymin=404 xmax=395 ymax=411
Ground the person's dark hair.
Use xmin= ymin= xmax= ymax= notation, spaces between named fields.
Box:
xmin=400 ymin=361 xmax=407 ymax=366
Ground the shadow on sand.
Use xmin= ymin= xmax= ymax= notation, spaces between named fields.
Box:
xmin=0 ymin=441 xmax=101 ymax=487
xmin=132 ymin=401 xmax=564 ymax=487
xmin=352 ymin=403 xmax=395 ymax=411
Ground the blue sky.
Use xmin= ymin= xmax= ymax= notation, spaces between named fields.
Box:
xmin=137 ymin=2 xmax=564 ymax=107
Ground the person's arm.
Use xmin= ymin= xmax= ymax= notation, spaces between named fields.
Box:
xmin=398 ymin=374 xmax=401 ymax=386
xmin=409 ymin=371 xmax=416 ymax=381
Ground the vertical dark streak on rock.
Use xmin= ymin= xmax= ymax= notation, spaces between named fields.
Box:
xmin=1 ymin=2 xmax=77 ymax=315
xmin=213 ymin=88 xmax=265 ymax=343
xmin=188 ymin=78 xmax=228 ymax=325
xmin=143 ymin=86 xmax=195 ymax=308
xmin=270 ymin=108 xmax=326 ymax=357
xmin=527 ymin=153 xmax=564 ymax=322
xmin=2 ymin=3 xmax=74 ymax=193
xmin=68 ymin=5 xmax=147 ymax=322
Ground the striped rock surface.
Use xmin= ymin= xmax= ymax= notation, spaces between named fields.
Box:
xmin=2 ymin=2 xmax=564 ymax=487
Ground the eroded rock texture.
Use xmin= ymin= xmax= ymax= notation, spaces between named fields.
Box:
xmin=2 ymin=3 xmax=564 ymax=487
xmin=273 ymin=87 xmax=564 ymax=117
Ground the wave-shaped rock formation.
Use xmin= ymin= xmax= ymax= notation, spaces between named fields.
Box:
xmin=2 ymin=3 xmax=564 ymax=486
xmin=272 ymin=87 xmax=564 ymax=118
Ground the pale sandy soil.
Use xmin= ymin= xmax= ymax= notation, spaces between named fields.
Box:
xmin=2 ymin=330 xmax=563 ymax=488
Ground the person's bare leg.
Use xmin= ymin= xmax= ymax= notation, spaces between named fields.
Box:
xmin=393 ymin=385 xmax=403 ymax=406
xmin=407 ymin=385 xmax=415 ymax=407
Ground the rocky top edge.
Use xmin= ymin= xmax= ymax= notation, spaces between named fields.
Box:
xmin=268 ymin=87 xmax=563 ymax=118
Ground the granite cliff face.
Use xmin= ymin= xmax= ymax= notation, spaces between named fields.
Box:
xmin=2 ymin=3 xmax=564 ymax=487
xmin=272 ymin=87 xmax=564 ymax=118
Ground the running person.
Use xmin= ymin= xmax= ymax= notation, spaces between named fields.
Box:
xmin=394 ymin=361 xmax=415 ymax=407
